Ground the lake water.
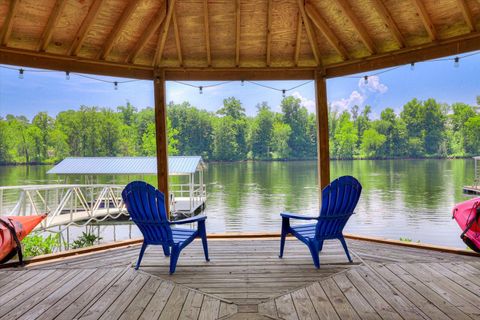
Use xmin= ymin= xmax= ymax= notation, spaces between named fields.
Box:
xmin=0 ymin=159 xmax=476 ymax=248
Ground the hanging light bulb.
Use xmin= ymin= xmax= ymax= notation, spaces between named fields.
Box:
xmin=241 ymin=80 xmax=244 ymax=86
xmin=199 ymin=86 xmax=203 ymax=94
xmin=114 ymin=81 xmax=118 ymax=90
xmin=18 ymin=68 xmax=24 ymax=79
xmin=282 ymin=89 xmax=286 ymax=98
xmin=65 ymin=71 xmax=70 ymax=80
xmin=454 ymin=57 xmax=460 ymax=68
xmin=364 ymin=75 xmax=368 ymax=84
xmin=410 ymin=62 xmax=415 ymax=71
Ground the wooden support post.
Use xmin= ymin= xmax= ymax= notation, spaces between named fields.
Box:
xmin=315 ymin=70 xmax=330 ymax=193
xmin=153 ymin=68 xmax=170 ymax=215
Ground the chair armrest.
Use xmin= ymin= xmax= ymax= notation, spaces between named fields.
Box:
xmin=170 ymin=215 xmax=207 ymax=225
xmin=280 ymin=212 xmax=318 ymax=220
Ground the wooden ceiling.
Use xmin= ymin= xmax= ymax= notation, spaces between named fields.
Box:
xmin=0 ymin=0 xmax=480 ymax=79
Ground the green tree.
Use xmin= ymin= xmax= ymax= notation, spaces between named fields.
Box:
xmin=271 ymin=122 xmax=291 ymax=159
xmin=281 ymin=96 xmax=310 ymax=158
xmin=360 ymin=128 xmax=386 ymax=158
xmin=250 ymin=103 xmax=274 ymax=159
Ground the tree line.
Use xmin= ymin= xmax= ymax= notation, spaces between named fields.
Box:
xmin=0 ymin=95 xmax=479 ymax=164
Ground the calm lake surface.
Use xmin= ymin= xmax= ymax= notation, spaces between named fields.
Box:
xmin=0 ymin=159 xmax=476 ymax=248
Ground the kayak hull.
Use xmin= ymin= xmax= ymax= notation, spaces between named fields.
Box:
xmin=453 ymin=198 xmax=480 ymax=252
xmin=0 ymin=215 xmax=47 ymax=263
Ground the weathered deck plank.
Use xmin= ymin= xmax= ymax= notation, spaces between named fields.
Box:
xmin=1 ymin=238 xmax=479 ymax=319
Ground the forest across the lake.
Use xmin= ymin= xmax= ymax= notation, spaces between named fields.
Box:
xmin=0 ymin=95 xmax=479 ymax=164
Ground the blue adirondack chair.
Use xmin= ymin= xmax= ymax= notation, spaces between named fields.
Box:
xmin=122 ymin=181 xmax=209 ymax=274
xmin=279 ymin=176 xmax=362 ymax=268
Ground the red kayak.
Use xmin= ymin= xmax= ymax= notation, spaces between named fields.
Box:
xmin=452 ymin=198 xmax=480 ymax=253
xmin=0 ymin=215 xmax=47 ymax=264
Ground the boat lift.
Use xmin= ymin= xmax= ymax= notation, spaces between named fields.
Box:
xmin=463 ymin=156 xmax=480 ymax=195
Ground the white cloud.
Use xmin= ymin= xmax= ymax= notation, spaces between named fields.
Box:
xmin=331 ymin=75 xmax=388 ymax=112
xmin=358 ymin=75 xmax=388 ymax=94
xmin=291 ymin=91 xmax=316 ymax=113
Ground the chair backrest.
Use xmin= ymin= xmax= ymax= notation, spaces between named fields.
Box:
xmin=315 ymin=176 xmax=362 ymax=239
xmin=122 ymin=181 xmax=173 ymax=245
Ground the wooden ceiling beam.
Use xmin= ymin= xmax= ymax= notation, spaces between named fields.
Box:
xmin=0 ymin=47 xmax=152 ymax=79
xmin=127 ymin=2 xmax=167 ymax=64
xmin=165 ymin=68 xmax=315 ymax=80
xmin=325 ymin=32 xmax=480 ymax=78
xmin=294 ymin=11 xmax=302 ymax=66
xmin=305 ymin=2 xmax=349 ymax=60
xmin=38 ymin=0 xmax=67 ymax=52
xmin=203 ymin=0 xmax=211 ymax=66
xmin=457 ymin=0 xmax=476 ymax=32
xmin=410 ymin=0 xmax=437 ymax=41
xmin=172 ymin=10 xmax=182 ymax=67
xmin=69 ymin=0 xmax=106 ymax=56
xmin=154 ymin=0 xmax=176 ymax=66
xmin=335 ymin=0 xmax=376 ymax=54
xmin=296 ymin=0 xmax=321 ymax=66
xmin=235 ymin=0 xmax=241 ymax=67
xmin=1 ymin=0 xmax=19 ymax=46
xmin=266 ymin=0 xmax=272 ymax=66
xmin=98 ymin=0 xmax=140 ymax=60
xmin=371 ymin=0 xmax=405 ymax=48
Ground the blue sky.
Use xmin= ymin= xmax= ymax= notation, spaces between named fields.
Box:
xmin=0 ymin=52 xmax=479 ymax=120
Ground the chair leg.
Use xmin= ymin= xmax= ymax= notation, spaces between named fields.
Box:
xmin=307 ymin=241 xmax=320 ymax=269
xmin=135 ymin=242 xmax=148 ymax=270
xmin=169 ymin=245 xmax=181 ymax=274
xmin=162 ymin=244 xmax=170 ymax=257
xmin=199 ymin=221 xmax=210 ymax=262
xmin=339 ymin=237 xmax=353 ymax=263
xmin=279 ymin=218 xmax=290 ymax=258
xmin=318 ymin=240 xmax=324 ymax=252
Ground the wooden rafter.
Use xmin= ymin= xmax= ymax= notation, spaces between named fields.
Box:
xmin=203 ymin=0 xmax=211 ymax=66
xmin=69 ymin=0 xmax=106 ymax=56
xmin=98 ymin=0 xmax=140 ymax=60
xmin=410 ymin=0 xmax=437 ymax=41
xmin=38 ymin=0 xmax=67 ymax=52
xmin=335 ymin=0 xmax=376 ymax=54
xmin=1 ymin=0 xmax=19 ymax=46
xmin=296 ymin=0 xmax=321 ymax=66
xmin=266 ymin=0 xmax=272 ymax=66
xmin=127 ymin=1 xmax=167 ymax=64
xmin=305 ymin=2 xmax=348 ymax=60
xmin=371 ymin=0 xmax=405 ymax=48
xmin=457 ymin=0 xmax=476 ymax=32
xmin=154 ymin=0 xmax=176 ymax=66
xmin=294 ymin=11 xmax=302 ymax=66
xmin=172 ymin=10 xmax=182 ymax=66
xmin=235 ymin=0 xmax=241 ymax=66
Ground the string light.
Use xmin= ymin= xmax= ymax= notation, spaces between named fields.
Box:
xmin=364 ymin=75 xmax=368 ymax=84
xmin=454 ymin=57 xmax=460 ymax=68
xmin=410 ymin=62 xmax=415 ymax=71
xmin=65 ymin=71 xmax=70 ymax=80
xmin=241 ymin=80 xmax=244 ymax=86
xmin=114 ymin=81 xmax=118 ymax=90
xmin=199 ymin=86 xmax=203 ymax=94
xmin=18 ymin=68 xmax=24 ymax=79
xmin=282 ymin=89 xmax=286 ymax=98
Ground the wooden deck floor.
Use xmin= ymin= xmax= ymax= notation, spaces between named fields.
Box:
xmin=1 ymin=238 xmax=480 ymax=319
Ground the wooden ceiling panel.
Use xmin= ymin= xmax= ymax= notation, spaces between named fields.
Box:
xmin=209 ymin=0 xmax=236 ymax=67
xmin=9 ymin=0 xmax=54 ymax=50
xmin=238 ymin=0 xmax=267 ymax=66
xmin=48 ymin=0 xmax=94 ymax=55
xmin=160 ymin=12 xmax=178 ymax=67
xmin=422 ymin=0 xmax=470 ymax=38
xmin=383 ymin=0 xmax=431 ymax=46
xmin=270 ymin=0 xmax=298 ymax=67
xmin=348 ymin=0 xmax=400 ymax=53
xmin=78 ymin=0 xmax=124 ymax=57
xmin=467 ymin=0 xmax=480 ymax=30
xmin=176 ymin=0 xmax=207 ymax=67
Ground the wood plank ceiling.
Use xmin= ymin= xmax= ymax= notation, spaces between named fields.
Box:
xmin=0 ymin=0 xmax=479 ymax=77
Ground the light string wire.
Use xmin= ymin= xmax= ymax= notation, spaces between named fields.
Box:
xmin=1 ymin=50 xmax=479 ymax=93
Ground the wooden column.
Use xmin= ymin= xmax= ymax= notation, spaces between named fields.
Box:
xmin=315 ymin=70 xmax=330 ymax=192
xmin=153 ymin=68 xmax=170 ymax=215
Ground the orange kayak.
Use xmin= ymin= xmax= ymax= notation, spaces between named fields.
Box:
xmin=0 ymin=214 xmax=47 ymax=264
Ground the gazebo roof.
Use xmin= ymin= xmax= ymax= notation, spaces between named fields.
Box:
xmin=0 ymin=0 xmax=479 ymax=79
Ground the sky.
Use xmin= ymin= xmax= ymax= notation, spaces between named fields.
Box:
xmin=0 ymin=52 xmax=479 ymax=120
